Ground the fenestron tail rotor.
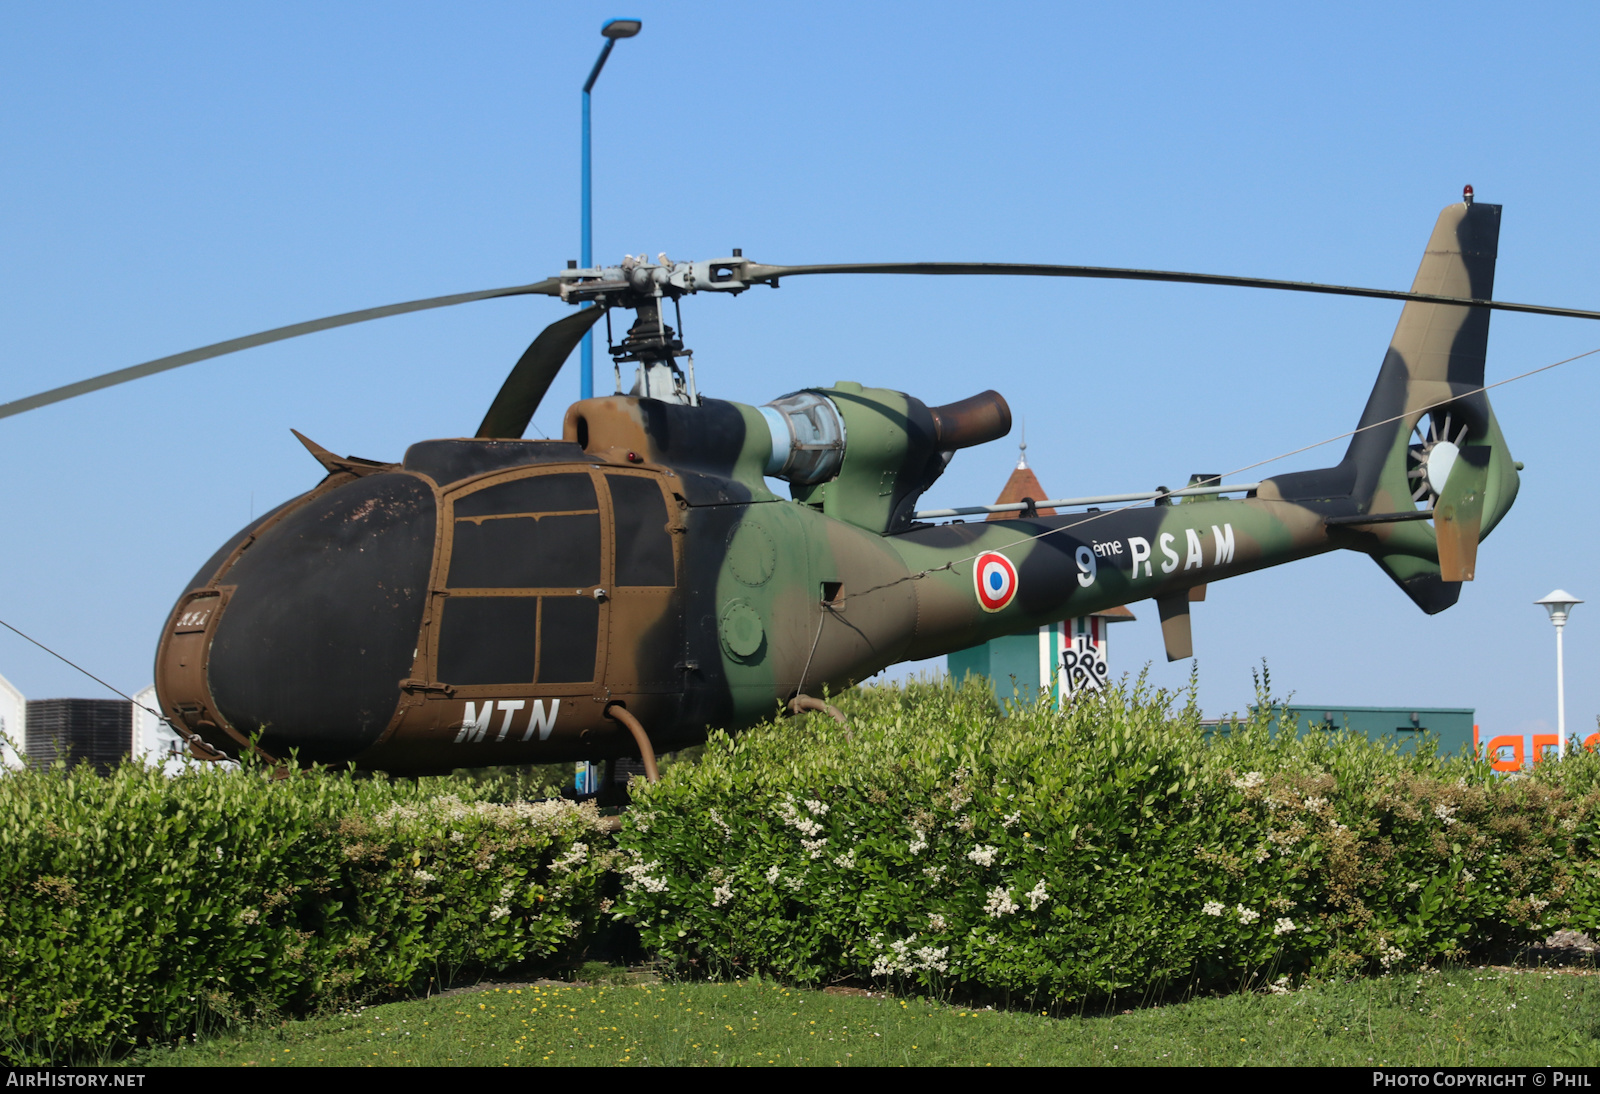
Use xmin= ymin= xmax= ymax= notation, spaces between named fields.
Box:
xmin=1408 ymin=412 xmax=1472 ymax=505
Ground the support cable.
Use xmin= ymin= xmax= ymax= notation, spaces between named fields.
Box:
xmin=0 ymin=616 xmax=228 ymax=761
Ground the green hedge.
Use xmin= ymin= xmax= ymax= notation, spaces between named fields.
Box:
xmin=0 ymin=761 xmax=613 ymax=1063
xmin=10 ymin=680 xmax=1600 ymax=1061
xmin=616 ymin=679 xmax=1596 ymax=1003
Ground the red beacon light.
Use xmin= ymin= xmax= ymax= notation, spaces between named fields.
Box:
xmin=1463 ymin=184 xmax=1474 ymax=205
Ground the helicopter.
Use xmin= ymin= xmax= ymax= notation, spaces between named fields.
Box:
xmin=7 ymin=191 xmax=1598 ymax=780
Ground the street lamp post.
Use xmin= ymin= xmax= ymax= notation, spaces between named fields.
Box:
xmin=580 ymin=18 xmax=642 ymax=402
xmin=574 ymin=19 xmax=640 ymax=800
xmin=1536 ymin=590 xmax=1583 ymax=759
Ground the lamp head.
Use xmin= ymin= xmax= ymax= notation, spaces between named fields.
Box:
xmin=1537 ymin=589 xmax=1583 ymax=626
xmin=602 ymin=19 xmax=642 ymax=39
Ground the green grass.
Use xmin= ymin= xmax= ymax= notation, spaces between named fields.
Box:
xmin=133 ymin=967 xmax=1600 ymax=1067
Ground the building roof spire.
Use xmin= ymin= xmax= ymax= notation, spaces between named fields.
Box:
xmin=1016 ymin=418 xmax=1028 ymax=470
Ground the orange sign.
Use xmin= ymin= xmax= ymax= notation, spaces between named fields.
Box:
xmin=1483 ymin=732 xmax=1600 ymax=771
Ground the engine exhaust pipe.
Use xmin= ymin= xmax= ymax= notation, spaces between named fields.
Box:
xmin=928 ymin=390 xmax=1012 ymax=451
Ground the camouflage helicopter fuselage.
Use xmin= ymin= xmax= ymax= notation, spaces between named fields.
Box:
xmin=155 ymin=201 xmax=1518 ymax=772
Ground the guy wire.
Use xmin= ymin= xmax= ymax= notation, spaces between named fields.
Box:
xmin=0 ymin=615 xmax=165 ymax=722
xmin=0 ymin=616 xmax=242 ymax=763
xmin=794 ymin=600 xmax=836 ymax=700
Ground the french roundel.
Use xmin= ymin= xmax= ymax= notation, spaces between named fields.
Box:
xmin=974 ymin=551 xmax=1018 ymax=612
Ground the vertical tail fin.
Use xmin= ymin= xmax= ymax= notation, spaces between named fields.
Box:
xmin=1279 ymin=199 xmax=1520 ymax=613
xmin=1345 ymin=201 xmax=1507 ymax=503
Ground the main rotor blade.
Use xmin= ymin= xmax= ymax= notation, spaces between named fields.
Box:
xmin=740 ymin=261 xmax=1600 ymax=323
xmin=0 ymin=277 xmax=562 ymax=421
xmin=476 ymin=306 xmax=606 ymax=439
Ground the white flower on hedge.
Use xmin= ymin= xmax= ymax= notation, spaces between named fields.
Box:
xmin=1273 ymin=917 xmax=1296 ymax=935
xmin=871 ymin=934 xmax=911 ymax=976
xmin=1461 ymin=869 xmax=1476 ymax=884
xmin=708 ymin=809 xmax=732 ymax=837
xmin=777 ymin=794 xmax=826 ymax=837
xmin=923 ymin=865 xmax=945 ymax=881
xmin=1026 ymin=879 xmax=1048 ymax=911
xmin=489 ymin=904 xmax=510 ymax=920
xmin=1304 ymin=796 xmax=1328 ymax=814
xmin=711 ymin=883 xmax=734 ymax=907
xmin=553 ymin=842 xmax=589 ymax=871
xmin=622 ymin=859 xmax=670 ymax=893
xmin=449 ymin=830 xmax=466 ymax=844
xmin=1253 ymin=846 xmax=1271 ymax=864
xmin=237 ymin=908 xmax=260 ymax=925
xmin=967 ymin=845 xmax=999 ymax=867
xmin=928 ymin=913 xmax=947 ymax=931
xmin=1236 ymin=904 xmax=1259 ymax=925
xmin=1232 ymin=771 xmax=1265 ymax=791
xmin=801 ymin=838 xmax=828 ymax=860
xmin=804 ymin=799 xmax=829 ymax=817
xmin=1378 ymin=942 xmax=1405 ymax=969
xmin=985 ymin=886 xmax=1018 ymax=917
xmin=909 ymin=831 xmax=928 ymax=855
xmin=1434 ymin=803 xmax=1458 ymax=826
xmin=870 ymin=934 xmax=948 ymax=977
xmin=765 ymin=864 xmax=782 ymax=885
xmin=832 ymin=849 xmax=857 ymax=869
xmin=1001 ymin=810 xmax=1022 ymax=829
xmin=915 ymin=945 xmax=950 ymax=973
xmin=1202 ymin=900 xmax=1224 ymax=917
xmin=1268 ymin=975 xmax=1292 ymax=995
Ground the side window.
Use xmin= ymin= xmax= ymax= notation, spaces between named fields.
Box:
xmin=436 ymin=597 xmax=541 ymax=686
xmin=436 ymin=472 xmax=602 ymax=686
xmin=447 ymin=473 xmax=599 ymax=589
xmin=606 ymin=474 xmax=675 ymax=587
xmin=539 ymin=597 xmax=600 ymax=682
xmin=454 ymin=473 xmax=597 ymax=518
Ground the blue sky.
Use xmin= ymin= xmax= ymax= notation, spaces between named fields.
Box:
xmin=1 ymin=2 xmax=1597 ymax=743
